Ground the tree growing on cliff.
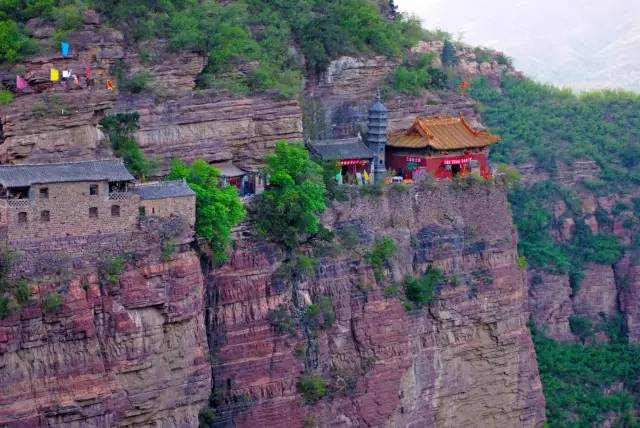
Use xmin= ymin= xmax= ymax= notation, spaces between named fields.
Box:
xmin=251 ymin=141 xmax=326 ymax=249
xmin=168 ymin=159 xmax=246 ymax=263
xmin=99 ymin=113 xmax=157 ymax=180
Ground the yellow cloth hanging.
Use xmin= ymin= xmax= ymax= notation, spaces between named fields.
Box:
xmin=50 ymin=68 xmax=60 ymax=81
xmin=363 ymin=169 xmax=370 ymax=182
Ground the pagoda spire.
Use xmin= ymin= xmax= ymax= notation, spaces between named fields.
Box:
xmin=366 ymin=90 xmax=388 ymax=182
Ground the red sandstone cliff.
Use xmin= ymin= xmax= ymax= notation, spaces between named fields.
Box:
xmin=207 ymin=182 xmax=545 ymax=427
xmin=0 ymin=223 xmax=210 ymax=427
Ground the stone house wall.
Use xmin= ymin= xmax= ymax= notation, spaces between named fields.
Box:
xmin=4 ymin=181 xmax=140 ymax=242
xmin=140 ymin=195 xmax=196 ymax=229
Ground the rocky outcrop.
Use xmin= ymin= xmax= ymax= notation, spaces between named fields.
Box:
xmin=0 ymin=225 xmax=210 ymax=427
xmin=207 ymin=181 xmax=545 ymax=427
xmin=528 ymin=271 xmax=575 ymax=341
xmin=122 ymin=94 xmax=302 ymax=174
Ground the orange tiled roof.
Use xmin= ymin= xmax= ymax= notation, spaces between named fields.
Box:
xmin=388 ymin=116 xmax=499 ymax=150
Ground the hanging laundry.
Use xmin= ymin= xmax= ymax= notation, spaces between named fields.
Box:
xmin=60 ymin=41 xmax=70 ymax=57
xmin=62 ymin=69 xmax=71 ymax=79
xmin=50 ymin=68 xmax=60 ymax=81
xmin=106 ymin=80 xmax=114 ymax=90
xmin=16 ymin=75 xmax=28 ymax=90
xmin=363 ymin=169 xmax=369 ymax=183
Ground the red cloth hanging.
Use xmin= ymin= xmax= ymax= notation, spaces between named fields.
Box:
xmin=85 ymin=67 xmax=91 ymax=79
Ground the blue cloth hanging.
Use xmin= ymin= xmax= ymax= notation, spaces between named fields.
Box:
xmin=60 ymin=41 xmax=70 ymax=57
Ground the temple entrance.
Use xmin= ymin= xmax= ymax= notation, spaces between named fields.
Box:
xmin=451 ymin=164 xmax=461 ymax=176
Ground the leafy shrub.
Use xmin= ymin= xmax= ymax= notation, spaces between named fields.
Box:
xmin=102 ymin=256 xmax=125 ymax=285
xmin=383 ymin=282 xmax=400 ymax=298
xmin=473 ymin=47 xmax=492 ymax=63
xmin=366 ymin=236 xmax=396 ymax=281
xmin=569 ymin=315 xmax=594 ymax=341
xmin=251 ymin=142 xmax=326 ymax=249
xmin=161 ymin=240 xmax=176 ymax=261
xmin=404 ymin=266 xmax=443 ymax=306
xmin=305 ymin=296 xmax=335 ymax=330
xmin=0 ymin=19 xmax=36 ymax=63
xmin=198 ymin=406 xmax=216 ymax=426
xmin=297 ymin=373 xmax=327 ymax=403
xmin=42 ymin=291 xmax=62 ymax=313
xmin=337 ymin=226 xmax=359 ymax=250
xmin=14 ymin=280 xmax=30 ymax=303
xmin=388 ymin=53 xmax=448 ymax=94
xmin=125 ymin=72 xmax=150 ymax=93
xmin=0 ymin=295 xmax=16 ymax=319
xmin=168 ymin=159 xmax=246 ymax=263
xmin=517 ymin=255 xmax=528 ymax=270
xmin=0 ymin=89 xmax=13 ymax=105
xmin=267 ymin=304 xmax=297 ymax=335
xmin=99 ymin=113 xmax=157 ymax=179
xmin=582 ymin=233 xmax=623 ymax=265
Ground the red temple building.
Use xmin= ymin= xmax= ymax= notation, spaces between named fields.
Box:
xmin=386 ymin=115 xmax=500 ymax=180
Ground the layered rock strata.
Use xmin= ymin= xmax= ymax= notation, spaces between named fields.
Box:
xmin=0 ymin=220 xmax=210 ymax=427
xmin=207 ymin=181 xmax=545 ymax=427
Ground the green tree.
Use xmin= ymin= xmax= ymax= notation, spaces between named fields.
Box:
xmin=99 ymin=113 xmax=157 ymax=179
xmin=168 ymin=159 xmax=246 ymax=262
xmin=252 ymin=141 xmax=326 ymax=249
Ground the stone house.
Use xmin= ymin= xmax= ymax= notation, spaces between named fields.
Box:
xmin=0 ymin=159 xmax=195 ymax=243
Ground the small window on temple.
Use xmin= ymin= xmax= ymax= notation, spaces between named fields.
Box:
xmin=89 ymin=207 xmax=98 ymax=218
xmin=39 ymin=187 xmax=49 ymax=199
xmin=40 ymin=210 xmax=50 ymax=222
xmin=89 ymin=184 xmax=99 ymax=196
xmin=18 ymin=212 xmax=27 ymax=223
xmin=111 ymin=205 xmax=120 ymax=217
xmin=138 ymin=206 xmax=146 ymax=217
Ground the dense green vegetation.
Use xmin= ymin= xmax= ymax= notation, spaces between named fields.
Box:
xmin=365 ymin=236 xmax=397 ymax=281
xmin=471 ymin=70 xmax=640 ymax=428
xmin=404 ymin=266 xmax=443 ymax=307
xmin=386 ymin=52 xmax=449 ymax=94
xmin=297 ymin=373 xmax=328 ymax=403
xmin=532 ymin=325 xmax=640 ymax=427
xmin=251 ymin=141 xmax=326 ymax=249
xmin=470 ymin=76 xmax=640 ymax=187
xmin=168 ymin=159 xmax=246 ymax=263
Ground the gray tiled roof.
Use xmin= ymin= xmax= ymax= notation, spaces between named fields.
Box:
xmin=308 ymin=138 xmax=375 ymax=161
xmin=0 ymin=159 xmax=135 ymax=187
xmin=133 ymin=179 xmax=195 ymax=200
xmin=210 ymin=162 xmax=246 ymax=178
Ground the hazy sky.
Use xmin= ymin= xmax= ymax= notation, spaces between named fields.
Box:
xmin=395 ymin=0 xmax=640 ymax=92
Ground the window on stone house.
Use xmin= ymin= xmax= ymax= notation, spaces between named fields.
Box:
xmin=111 ymin=205 xmax=120 ymax=217
xmin=40 ymin=187 xmax=49 ymax=199
xmin=89 ymin=184 xmax=99 ymax=196
xmin=138 ymin=206 xmax=146 ymax=217
xmin=89 ymin=207 xmax=98 ymax=218
xmin=40 ymin=210 xmax=50 ymax=222
xmin=18 ymin=212 xmax=27 ymax=223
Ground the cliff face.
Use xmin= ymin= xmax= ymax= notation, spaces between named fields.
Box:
xmin=518 ymin=160 xmax=640 ymax=343
xmin=0 ymin=222 xmax=210 ymax=427
xmin=0 ymin=13 xmax=303 ymax=172
xmin=208 ymin=182 xmax=545 ymax=427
